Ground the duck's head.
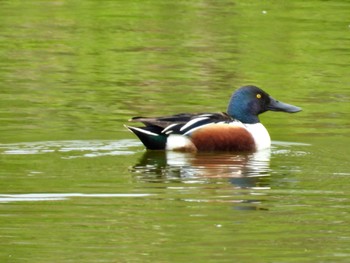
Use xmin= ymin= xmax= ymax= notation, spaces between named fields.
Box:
xmin=227 ymin=85 xmax=302 ymax=124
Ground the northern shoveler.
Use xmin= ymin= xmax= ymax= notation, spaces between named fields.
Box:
xmin=125 ymin=85 xmax=302 ymax=152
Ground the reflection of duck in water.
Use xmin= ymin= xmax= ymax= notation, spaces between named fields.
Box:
xmin=131 ymin=150 xmax=270 ymax=210
xmin=125 ymin=86 xmax=301 ymax=152
xmin=132 ymin=149 xmax=271 ymax=189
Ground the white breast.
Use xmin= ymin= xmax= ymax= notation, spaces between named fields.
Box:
xmin=244 ymin=123 xmax=271 ymax=150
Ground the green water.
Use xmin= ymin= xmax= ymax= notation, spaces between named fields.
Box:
xmin=1 ymin=0 xmax=350 ymax=262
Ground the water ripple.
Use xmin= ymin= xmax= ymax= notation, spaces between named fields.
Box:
xmin=0 ymin=139 xmax=141 ymax=158
xmin=0 ymin=193 xmax=153 ymax=203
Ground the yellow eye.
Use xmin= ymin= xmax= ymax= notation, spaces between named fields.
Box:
xmin=256 ymin=94 xmax=262 ymax=99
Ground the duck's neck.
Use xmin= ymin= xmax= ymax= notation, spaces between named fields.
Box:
xmin=227 ymin=103 xmax=260 ymax=124
xmin=234 ymin=113 xmax=260 ymax=124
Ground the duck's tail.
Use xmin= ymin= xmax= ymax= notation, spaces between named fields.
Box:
xmin=124 ymin=125 xmax=167 ymax=150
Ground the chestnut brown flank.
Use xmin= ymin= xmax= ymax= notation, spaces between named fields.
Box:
xmin=191 ymin=124 xmax=256 ymax=152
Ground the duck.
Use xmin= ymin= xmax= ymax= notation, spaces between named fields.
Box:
xmin=125 ymin=85 xmax=301 ymax=152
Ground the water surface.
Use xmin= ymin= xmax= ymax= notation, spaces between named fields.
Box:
xmin=1 ymin=0 xmax=350 ymax=262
